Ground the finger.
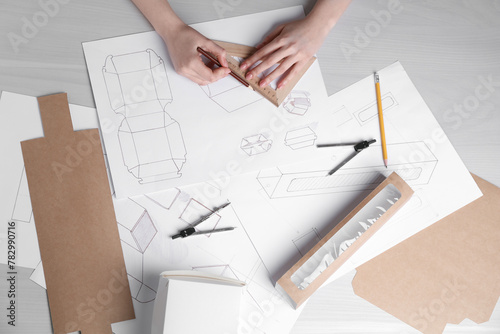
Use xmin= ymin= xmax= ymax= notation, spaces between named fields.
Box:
xmin=245 ymin=47 xmax=292 ymax=81
xmin=211 ymin=66 xmax=232 ymax=82
xmin=202 ymin=40 xmax=228 ymax=68
xmin=240 ymin=37 xmax=285 ymax=71
xmin=181 ymin=71 xmax=209 ymax=86
xmin=179 ymin=57 xmax=229 ymax=85
xmin=256 ymin=24 xmax=284 ymax=49
xmin=276 ymin=60 xmax=307 ymax=89
xmin=259 ymin=57 xmax=298 ymax=88
xmin=193 ymin=60 xmax=231 ymax=85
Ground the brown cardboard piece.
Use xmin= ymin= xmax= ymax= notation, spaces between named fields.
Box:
xmin=277 ymin=172 xmax=414 ymax=309
xmin=352 ymin=174 xmax=500 ymax=334
xmin=21 ymin=93 xmax=135 ymax=334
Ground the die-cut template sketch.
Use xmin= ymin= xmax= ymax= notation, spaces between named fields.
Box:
xmin=179 ymin=198 xmax=222 ymax=237
xmin=103 ymin=49 xmax=187 ymax=184
xmin=199 ymin=54 xmax=264 ymax=112
xmin=292 ymin=228 xmax=321 ymax=256
xmin=283 ymin=90 xmax=311 ymax=116
xmin=285 ymin=126 xmax=317 ymax=150
xmin=116 ymin=198 xmax=158 ymax=303
xmin=257 ymin=142 xmax=438 ymax=198
xmin=199 ymin=69 xmax=263 ymax=112
xmin=241 ymin=133 xmax=273 ymax=156
xmin=354 ymin=92 xmax=397 ymax=125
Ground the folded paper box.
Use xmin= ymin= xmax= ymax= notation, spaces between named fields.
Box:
xmin=152 ymin=270 xmax=245 ymax=334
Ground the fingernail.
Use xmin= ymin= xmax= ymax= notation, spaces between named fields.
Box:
xmin=260 ymin=80 xmax=268 ymax=87
xmin=246 ymin=73 xmax=253 ymax=80
xmin=240 ymin=63 xmax=248 ymax=70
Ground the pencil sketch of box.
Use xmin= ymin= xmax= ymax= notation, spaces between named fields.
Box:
xmin=199 ymin=59 xmax=263 ymax=112
xmin=283 ymin=91 xmax=311 ymax=116
xmin=257 ymin=141 xmax=437 ymax=198
xmin=240 ymin=133 xmax=272 ymax=156
xmin=103 ymin=49 xmax=187 ymax=184
xmin=354 ymin=92 xmax=398 ymax=126
xmin=285 ymin=126 xmax=317 ymax=150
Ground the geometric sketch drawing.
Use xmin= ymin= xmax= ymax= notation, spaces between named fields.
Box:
xmin=145 ymin=187 xmax=181 ymax=211
xmin=292 ymin=228 xmax=321 ymax=256
xmin=192 ymin=260 xmax=265 ymax=312
xmin=199 ymin=57 xmax=263 ymax=113
xmin=121 ymin=242 xmax=157 ymax=304
xmin=103 ymin=49 xmax=187 ymax=184
xmin=11 ymin=167 xmax=33 ymax=223
xmin=353 ymin=92 xmax=398 ymax=126
xmin=116 ymin=198 xmax=158 ymax=303
xmin=285 ymin=126 xmax=317 ymax=150
xmin=257 ymin=141 xmax=437 ymax=198
xmin=331 ymin=105 xmax=353 ymax=127
xmin=116 ymin=199 xmax=157 ymax=254
xmin=283 ymin=90 xmax=311 ymax=116
xmin=179 ymin=198 xmax=222 ymax=237
xmin=241 ymin=133 xmax=272 ymax=156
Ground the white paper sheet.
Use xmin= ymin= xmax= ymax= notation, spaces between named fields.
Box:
xmin=82 ymin=6 xmax=329 ymax=199
xmin=0 ymin=91 xmax=306 ymax=334
xmin=226 ymin=61 xmax=483 ymax=285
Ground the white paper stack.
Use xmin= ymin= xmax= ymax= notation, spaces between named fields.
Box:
xmin=151 ymin=270 xmax=245 ymax=334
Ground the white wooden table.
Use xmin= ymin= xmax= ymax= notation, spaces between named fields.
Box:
xmin=1 ymin=1 xmax=499 ymax=333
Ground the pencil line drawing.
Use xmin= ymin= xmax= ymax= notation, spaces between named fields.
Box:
xmin=103 ymin=49 xmax=187 ymax=184
xmin=354 ymin=92 xmax=398 ymax=126
xmin=292 ymin=228 xmax=321 ymax=256
xmin=179 ymin=198 xmax=221 ymax=237
xmin=283 ymin=90 xmax=311 ymax=116
xmin=285 ymin=126 xmax=317 ymax=150
xmin=11 ymin=167 xmax=33 ymax=224
xmin=117 ymin=199 xmax=157 ymax=254
xmin=144 ymin=187 xmax=181 ymax=210
xmin=257 ymin=141 xmax=438 ymax=198
xmin=199 ymin=56 xmax=263 ymax=112
xmin=241 ymin=133 xmax=273 ymax=156
xmin=116 ymin=198 xmax=158 ymax=303
xmin=121 ymin=241 xmax=157 ymax=303
xmin=331 ymin=105 xmax=353 ymax=127
xmin=192 ymin=258 xmax=273 ymax=314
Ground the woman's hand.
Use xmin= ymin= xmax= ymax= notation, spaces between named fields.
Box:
xmin=161 ymin=23 xmax=231 ymax=85
xmin=239 ymin=0 xmax=351 ymax=89
xmin=240 ymin=17 xmax=327 ymax=89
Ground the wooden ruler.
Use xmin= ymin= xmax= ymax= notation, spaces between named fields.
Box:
xmin=200 ymin=40 xmax=316 ymax=107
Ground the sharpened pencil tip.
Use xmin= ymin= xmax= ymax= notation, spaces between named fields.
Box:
xmin=384 ymin=159 xmax=388 ymax=168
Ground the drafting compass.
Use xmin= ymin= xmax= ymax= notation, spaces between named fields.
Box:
xmin=317 ymin=139 xmax=377 ymax=176
xmin=172 ymin=202 xmax=234 ymax=239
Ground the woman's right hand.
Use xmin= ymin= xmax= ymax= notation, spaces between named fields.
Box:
xmin=160 ymin=23 xmax=231 ymax=85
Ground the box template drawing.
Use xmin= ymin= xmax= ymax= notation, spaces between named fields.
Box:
xmin=103 ymin=49 xmax=187 ymax=184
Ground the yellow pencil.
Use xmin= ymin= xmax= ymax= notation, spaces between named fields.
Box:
xmin=375 ymin=72 xmax=388 ymax=167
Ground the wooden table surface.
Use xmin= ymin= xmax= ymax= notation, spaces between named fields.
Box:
xmin=1 ymin=1 xmax=499 ymax=333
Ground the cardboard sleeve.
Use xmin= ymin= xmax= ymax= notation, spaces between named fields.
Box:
xmin=276 ymin=172 xmax=413 ymax=309
xmin=21 ymin=93 xmax=135 ymax=334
